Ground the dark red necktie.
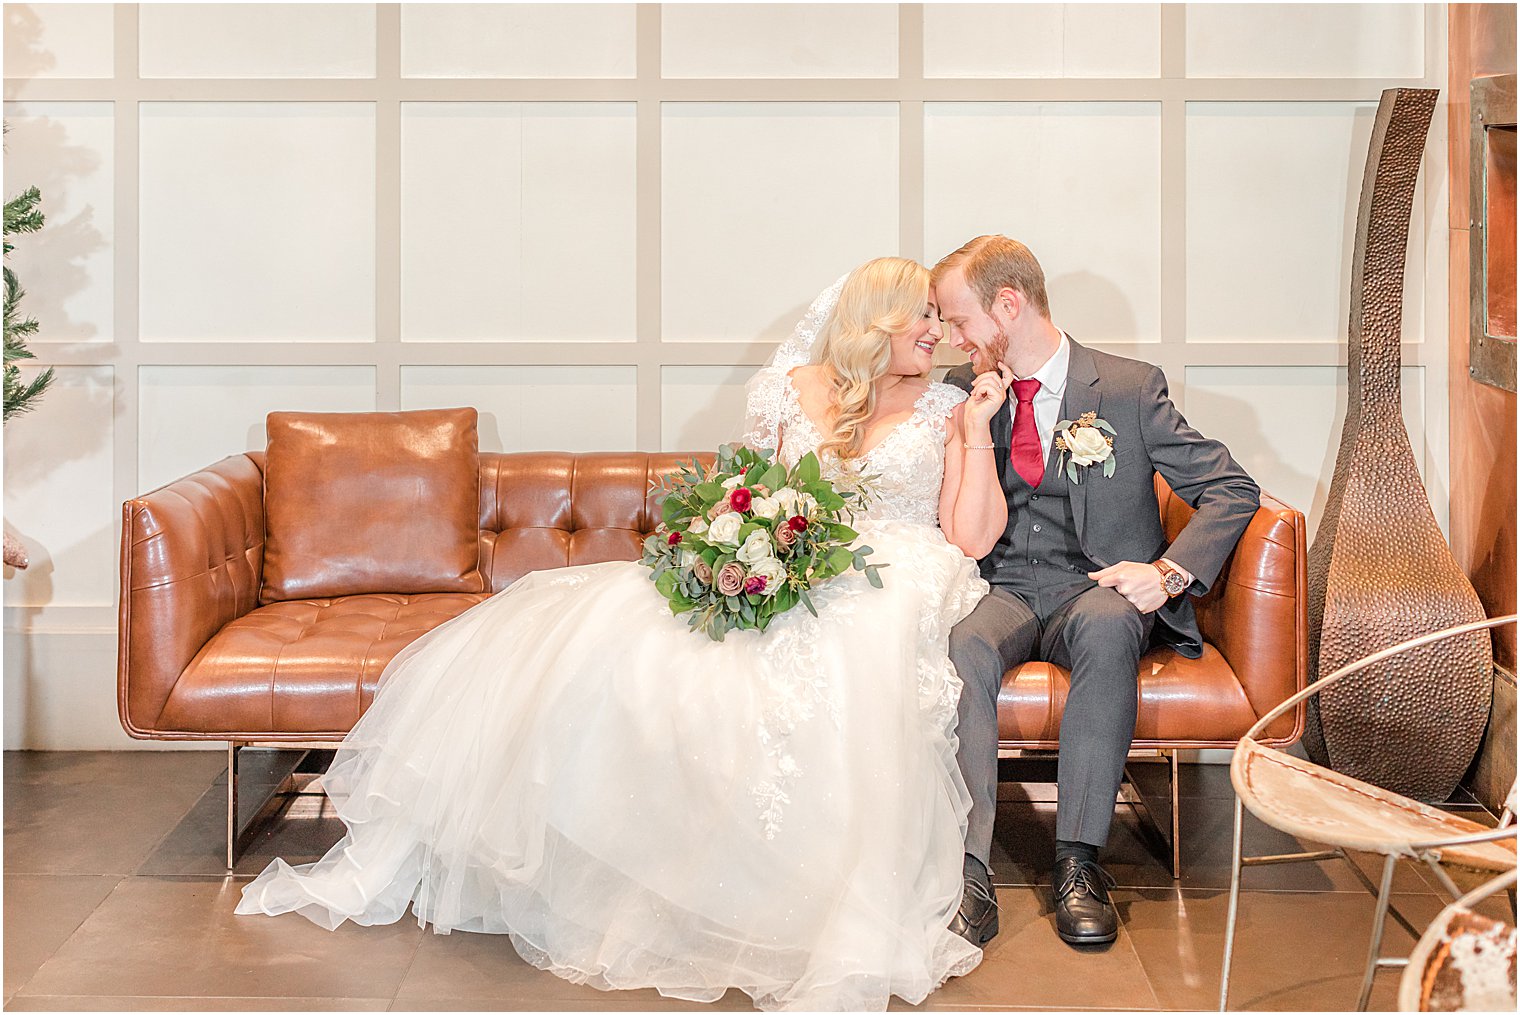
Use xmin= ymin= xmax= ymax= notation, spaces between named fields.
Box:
xmin=1010 ymin=378 xmax=1044 ymax=488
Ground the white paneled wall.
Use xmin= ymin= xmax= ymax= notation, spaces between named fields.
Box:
xmin=2 ymin=3 xmax=1448 ymax=748
xmin=401 ymin=102 xmax=639 ymax=343
xmin=400 ymin=365 xmax=639 ymax=453
xmin=138 ymin=102 xmax=378 ymax=342
xmin=661 ymin=102 xmax=901 ymax=343
xmin=924 ymin=102 xmax=1163 ymax=344
xmin=922 ymin=4 xmax=1162 ymax=78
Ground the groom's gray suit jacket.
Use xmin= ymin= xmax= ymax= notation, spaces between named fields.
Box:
xmin=945 ymin=338 xmax=1260 ymax=658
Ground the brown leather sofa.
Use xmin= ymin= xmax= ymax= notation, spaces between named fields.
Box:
xmin=119 ymin=449 xmax=1307 ymax=871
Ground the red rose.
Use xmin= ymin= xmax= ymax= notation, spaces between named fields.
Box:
xmin=667 ymin=531 xmax=682 ymax=545
xmin=729 ymin=487 xmax=753 ymax=512
xmin=744 ymin=575 xmax=767 ymax=595
xmin=787 ymin=515 xmax=808 ymax=532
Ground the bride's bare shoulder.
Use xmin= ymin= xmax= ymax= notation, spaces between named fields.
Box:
xmin=787 ymin=363 xmax=826 ymax=396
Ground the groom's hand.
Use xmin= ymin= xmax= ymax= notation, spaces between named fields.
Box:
xmin=1087 ymin=562 xmax=1167 ymax=614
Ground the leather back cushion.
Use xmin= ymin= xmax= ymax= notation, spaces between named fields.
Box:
xmin=260 ymin=409 xmax=486 ymax=604
xmin=478 ymin=452 xmax=716 ymax=591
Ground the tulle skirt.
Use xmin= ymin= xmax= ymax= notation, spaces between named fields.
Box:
xmin=235 ymin=520 xmax=989 ymax=1011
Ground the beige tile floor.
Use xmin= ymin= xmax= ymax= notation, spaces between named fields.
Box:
xmin=4 ymin=751 xmax=1507 ymax=1012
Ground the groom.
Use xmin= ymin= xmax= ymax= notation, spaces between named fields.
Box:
xmin=934 ymin=236 xmax=1259 ymax=948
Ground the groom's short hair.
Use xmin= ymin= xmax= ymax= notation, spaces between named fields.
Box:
xmin=931 ymin=235 xmax=1051 ymax=319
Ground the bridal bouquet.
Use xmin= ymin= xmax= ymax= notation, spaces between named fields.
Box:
xmin=642 ymin=444 xmax=885 ymax=641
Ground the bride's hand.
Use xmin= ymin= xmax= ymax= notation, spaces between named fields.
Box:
xmin=965 ymin=364 xmax=1014 ymax=431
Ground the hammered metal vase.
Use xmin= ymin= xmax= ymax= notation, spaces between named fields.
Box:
xmin=1304 ymin=87 xmax=1493 ymax=800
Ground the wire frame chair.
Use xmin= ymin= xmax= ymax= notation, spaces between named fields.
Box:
xmin=1397 ymin=865 xmax=1517 ymax=1011
xmin=1218 ymin=615 xmax=1519 ymax=1012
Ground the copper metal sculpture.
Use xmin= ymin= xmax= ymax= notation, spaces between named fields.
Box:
xmin=1304 ymin=88 xmax=1493 ymax=799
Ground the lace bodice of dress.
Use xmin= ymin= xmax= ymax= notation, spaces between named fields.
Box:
xmin=739 ymin=367 xmax=967 ymax=526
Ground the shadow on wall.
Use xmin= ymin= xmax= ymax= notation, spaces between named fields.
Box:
xmin=1046 ymin=269 xmax=1138 ymax=343
xmin=4 ymin=5 xmax=56 ymax=82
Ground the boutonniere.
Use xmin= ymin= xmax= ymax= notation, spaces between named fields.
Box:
xmin=1054 ymin=412 xmax=1116 ymax=483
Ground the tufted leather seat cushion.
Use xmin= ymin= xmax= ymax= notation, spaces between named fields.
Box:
xmin=157 ymin=592 xmax=489 ymax=736
xmin=261 ymin=408 xmax=486 ymax=604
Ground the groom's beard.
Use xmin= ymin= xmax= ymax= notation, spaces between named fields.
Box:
xmin=977 ymin=328 xmax=1010 ymax=375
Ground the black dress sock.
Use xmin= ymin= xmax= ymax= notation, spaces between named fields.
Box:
xmin=1054 ymin=839 xmax=1099 ymax=866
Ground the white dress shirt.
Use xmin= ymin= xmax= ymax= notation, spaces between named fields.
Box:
xmin=1008 ymin=330 xmax=1071 ymax=465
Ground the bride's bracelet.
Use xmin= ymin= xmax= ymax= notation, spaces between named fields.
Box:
xmin=963 ymin=442 xmax=995 ymax=450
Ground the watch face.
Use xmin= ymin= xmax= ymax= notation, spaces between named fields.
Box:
xmin=1164 ymin=571 xmax=1188 ymax=595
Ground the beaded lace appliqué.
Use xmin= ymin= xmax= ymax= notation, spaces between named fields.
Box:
xmin=739 ymin=372 xmax=970 ymax=838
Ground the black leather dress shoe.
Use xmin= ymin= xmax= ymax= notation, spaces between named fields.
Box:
xmin=949 ymin=864 xmax=999 ymax=946
xmin=1052 ymin=856 xmax=1118 ymax=945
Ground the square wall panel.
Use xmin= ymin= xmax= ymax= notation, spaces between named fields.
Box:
xmin=925 ymin=102 xmax=1162 ymax=343
xmin=662 ymin=5 xmax=897 ymax=78
xmin=139 ymin=103 xmax=376 ymax=342
xmin=661 ymin=365 xmax=762 ymax=453
xmin=1 ymin=102 xmax=114 ymax=343
xmin=401 ymin=103 xmax=637 ymax=343
xmin=3 ymin=4 xmax=114 ymax=79
xmin=138 ymin=4 xmax=376 ymax=78
xmin=400 ymin=4 xmax=637 ymax=79
xmin=1182 ymin=365 xmax=1427 ymax=541
xmin=400 ymin=366 xmax=637 ymax=453
xmin=662 ymin=103 xmax=899 ymax=343
xmin=923 ymin=4 xmax=1160 ymax=79
xmin=1186 ymin=102 xmax=1427 ymax=344
xmin=1186 ymin=3 xmax=1424 ymax=79
xmin=3 ymin=366 xmax=116 ymax=607
xmin=137 ymin=365 xmax=375 ymax=494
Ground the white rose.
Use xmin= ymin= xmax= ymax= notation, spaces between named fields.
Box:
xmin=707 ymin=511 xmax=743 ymax=547
xmin=688 ymin=515 xmax=708 ymax=536
xmin=797 ymin=492 xmax=819 ymax=517
xmin=750 ymin=495 xmax=782 ymax=520
xmin=679 ymin=549 xmax=699 ymax=569
xmin=773 ymin=487 xmax=799 ymax=513
xmin=1063 ymin=426 xmax=1112 ymax=467
xmin=721 ymin=474 xmax=747 ymax=490
xmin=736 ymin=528 xmax=773 ymax=565
xmin=750 ymin=556 xmax=787 ymax=596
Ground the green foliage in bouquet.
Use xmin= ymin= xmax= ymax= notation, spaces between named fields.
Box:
xmin=641 ymin=443 xmax=887 ymax=642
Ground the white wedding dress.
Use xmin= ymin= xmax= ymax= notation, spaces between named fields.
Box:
xmin=236 ymin=363 xmax=991 ymax=1011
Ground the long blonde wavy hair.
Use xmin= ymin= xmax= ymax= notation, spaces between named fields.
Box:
xmin=811 ymin=257 xmax=930 ymax=463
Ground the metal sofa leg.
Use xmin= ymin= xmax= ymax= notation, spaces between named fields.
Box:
xmin=1120 ymin=750 xmax=1183 ymax=880
xmin=1168 ymin=749 xmax=1180 ymax=880
xmin=226 ymin=740 xmax=241 ymax=870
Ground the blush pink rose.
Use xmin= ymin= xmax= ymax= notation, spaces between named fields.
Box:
xmin=716 ymin=562 xmax=745 ymax=596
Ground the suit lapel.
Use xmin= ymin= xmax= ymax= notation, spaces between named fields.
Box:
xmin=1060 ymin=338 xmax=1102 ymax=551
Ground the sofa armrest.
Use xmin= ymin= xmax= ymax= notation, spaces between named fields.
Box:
xmin=118 ymin=454 xmax=265 ymax=738
xmin=1187 ymin=489 xmax=1309 ymax=745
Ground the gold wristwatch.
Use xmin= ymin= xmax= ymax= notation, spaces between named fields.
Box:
xmin=1154 ymin=559 xmax=1188 ymax=598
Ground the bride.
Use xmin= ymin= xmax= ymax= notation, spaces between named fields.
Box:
xmin=236 ymin=256 xmax=1012 ymax=1011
